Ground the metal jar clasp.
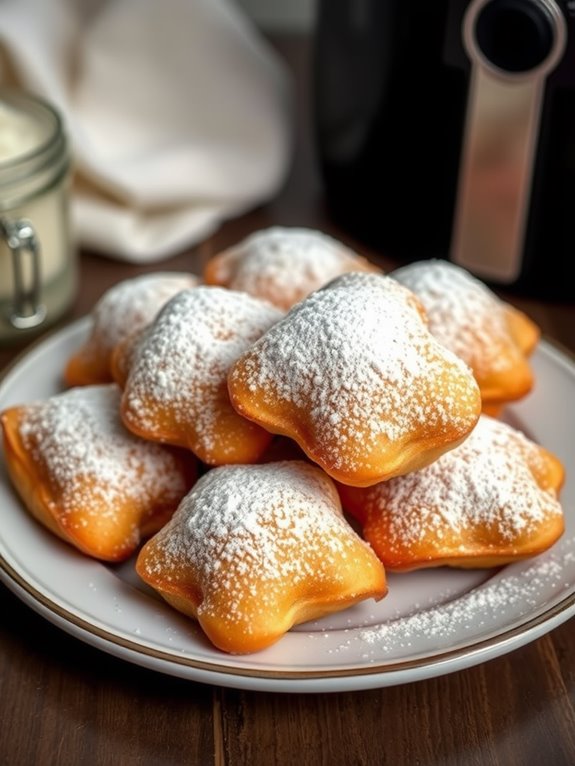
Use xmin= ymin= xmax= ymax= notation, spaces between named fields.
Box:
xmin=1 ymin=217 xmax=47 ymax=329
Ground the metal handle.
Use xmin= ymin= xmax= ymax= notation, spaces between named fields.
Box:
xmin=450 ymin=0 xmax=566 ymax=283
xmin=0 ymin=217 xmax=47 ymax=329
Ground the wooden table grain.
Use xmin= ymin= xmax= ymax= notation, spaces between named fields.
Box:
xmin=1 ymin=36 xmax=575 ymax=766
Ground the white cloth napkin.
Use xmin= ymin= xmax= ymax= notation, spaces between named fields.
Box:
xmin=0 ymin=0 xmax=292 ymax=262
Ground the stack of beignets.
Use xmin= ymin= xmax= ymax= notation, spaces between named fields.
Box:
xmin=136 ymin=460 xmax=387 ymax=653
xmin=204 ymin=226 xmax=381 ymax=310
xmin=0 ymin=232 xmax=566 ymax=658
xmin=228 ymin=272 xmax=482 ymax=487
xmin=116 ymin=286 xmax=283 ymax=465
xmin=1 ymin=384 xmax=196 ymax=562
xmin=64 ymin=272 xmax=199 ymax=387
xmin=338 ymin=414 xmax=565 ymax=571
xmin=391 ymin=260 xmax=539 ymax=415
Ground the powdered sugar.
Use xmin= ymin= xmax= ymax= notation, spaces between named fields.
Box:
xmin=392 ymin=259 xmax=522 ymax=376
xmin=229 ymin=272 xmax=480 ymax=473
xmin=209 ymin=227 xmax=378 ymax=309
xmin=122 ymin=286 xmax=282 ymax=458
xmin=141 ymin=461 xmax=381 ymax=630
xmin=90 ymin=272 xmax=199 ymax=353
xmin=17 ymin=384 xmax=189 ymax=540
xmin=345 ymin=538 xmax=575 ymax=656
xmin=352 ymin=415 xmax=563 ymax=559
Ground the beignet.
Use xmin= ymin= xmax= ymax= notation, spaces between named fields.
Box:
xmin=64 ymin=272 xmax=199 ymax=386
xmin=1 ymin=384 xmax=196 ymax=562
xmin=338 ymin=415 xmax=565 ymax=571
xmin=204 ymin=226 xmax=381 ymax=310
xmin=228 ymin=273 xmax=482 ymax=487
xmin=391 ymin=260 xmax=540 ymax=415
xmin=136 ymin=460 xmax=388 ymax=654
xmin=119 ymin=286 xmax=283 ymax=465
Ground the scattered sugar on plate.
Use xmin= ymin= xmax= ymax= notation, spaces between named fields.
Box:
xmin=326 ymin=536 xmax=575 ymax=657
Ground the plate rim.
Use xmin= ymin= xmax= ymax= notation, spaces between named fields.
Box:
xmin=2 ymin=550 xmax=575 ymax=686
xmin=1 ymin=317 xmax=574 ymax=692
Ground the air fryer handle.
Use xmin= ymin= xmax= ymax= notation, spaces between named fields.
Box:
xmin=450 ymin=0 xmax=566 ymax=282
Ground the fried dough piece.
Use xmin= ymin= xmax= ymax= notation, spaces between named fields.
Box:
xmin=228 ymin=273 xmax=481 ymax=487
xmin=136 ymin=460 xmax=387 ymax=653
xmin=1 ymin=384 xmax=196 ymax=562
xmin=391 ymin=260 xmax=540 ymax=415
xmin=64 ymin=272 xmax=199 ymax=386
xmin=119 ymin=287 xmax=283 ymax=465
xmin=338 ymin=415 xmax=565 ymax=571
xmin=204 ymin=226 xmax=381 ymax=310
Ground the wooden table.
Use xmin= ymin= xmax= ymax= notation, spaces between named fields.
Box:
xmin=2 ymin=37 xmax=575 ymax=766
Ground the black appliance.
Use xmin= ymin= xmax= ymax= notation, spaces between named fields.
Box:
xmin=314 ymin=0 xmax=575 ymax=298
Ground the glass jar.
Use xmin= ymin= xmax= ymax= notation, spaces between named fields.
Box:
xmin=0 ymin=89 xmax=76 ymax=344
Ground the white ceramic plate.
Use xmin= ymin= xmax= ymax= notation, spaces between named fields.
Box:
xmin=1 ymin=318 xmax=574 ymax=693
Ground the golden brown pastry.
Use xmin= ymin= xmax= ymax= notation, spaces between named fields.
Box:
xmin=136 ymin=460 xmax=388 ymax=654
xmin=64 ymin=272 xmax=199 ymax=387
xmin=338 ymin=414 xmax=565 ymax=571
xmin=391 ymin=260 xmax=540 ymax=416
xmin=119 ymin=286 xmax=283 ymax=465
xmin=204 ymin=226 xmax=381 ymax=310
xmin=228 ymin=273 xmax=482 ymax=487
xmin=1 ymin=384 xmax=196 ymax=562
xmin=109 ymin=326 xmax=148 ymax=390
